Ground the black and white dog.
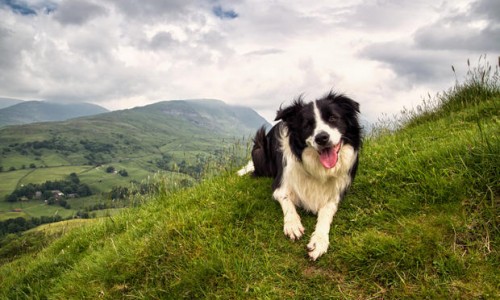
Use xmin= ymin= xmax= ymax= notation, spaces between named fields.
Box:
xmin=238 ymin=92 xmax=361 ymax=260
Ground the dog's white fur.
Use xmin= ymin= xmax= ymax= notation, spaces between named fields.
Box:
xmin=274 ymin=117 xmax=357 ymax=260
xmin=237 ymin=160 xmax=255 ymax=176
xmin=240 ymin=102 xmax=358 ymax=260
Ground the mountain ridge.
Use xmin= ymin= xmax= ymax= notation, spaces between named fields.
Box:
xmin=0 ymin=98 xmax=24 ymax=109
xmin=0 ymin=101 xmax=109 ymax=127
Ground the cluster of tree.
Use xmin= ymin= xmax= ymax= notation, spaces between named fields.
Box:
xmin=5 ymin=173 xmax=92 ymax=202
xmin=0 ymin=164 xmax=39 ymax=172
xmin=0 ymin=215 xmax=63 ymax=237
xmin=109 ymin=186 xmax=130 ymax=200
xmin=155 ymin=153 xmax=205 ymax=179
xmin=4 ymin=139 xmax=75 ymax=155
xmin=105 ymin=166 xmax=128 ymax=176
xmin=156 ymin=153 xmax=174 ymax=170
xmin=47 ymin=198 xmax=71 ymax=209
xmin=108 ymin=180 xmax=168 ymax=201
xmin=80 ymin=140 xmax=114 ymax=153
xmin=79 ymin=140 xmax=116 ymax=165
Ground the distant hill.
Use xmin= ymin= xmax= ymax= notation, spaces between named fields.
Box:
xmin=0 ymin=98 xmax=24 ymax=109
xmin=139 ymin=99 xmax=268 ymax=136
xmin=0 ymin=98 xmax=269 ymax=179
xmin=0 ymin=101 xmax=109 ymax=127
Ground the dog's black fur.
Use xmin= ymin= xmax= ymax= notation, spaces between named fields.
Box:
xmin=243 ymin=91 xmax=362 ymax=260
xmin=252 ymin=92 xmax=361 ymax=189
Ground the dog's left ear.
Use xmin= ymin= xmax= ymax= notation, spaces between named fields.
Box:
xmin=275 ymin=97 xmax=305 ymax=122
xmin=327 ymin=93 xmax=360 ymax=115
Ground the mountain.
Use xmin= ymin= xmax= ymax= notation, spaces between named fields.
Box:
xmin=0 ymin=98 xmax=24 ymax=109
xmin=137 ymin=99 xmax=268 ymax=136
xmin=0 ymin=101 xmax=109 ymax=127
xmin=0 ymin=99 xmax=269 ymax=182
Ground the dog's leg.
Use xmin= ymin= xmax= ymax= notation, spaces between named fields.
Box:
xmin=237 ymin=160 xmax=254 ymax=176
xmin=273 ymin=187 xmax=304 ymax=240
xmin=307 ymin=200 xmax=339 ymax=260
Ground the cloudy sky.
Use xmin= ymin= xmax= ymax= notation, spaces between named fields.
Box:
xmin=0 ymin=0 xmax=498 ymax=124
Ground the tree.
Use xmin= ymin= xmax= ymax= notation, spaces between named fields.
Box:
xmin=110 ymin=186 xmax=129 ymax=200
xmin=6 ymin=193 xmax=17 ymax=202
xmin=68 ymin=173 xmax=80 ymax=184
xmin=106 ymin=166 xmax=115 ymax=173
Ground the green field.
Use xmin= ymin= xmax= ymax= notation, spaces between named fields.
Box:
xmin=0 ymin=169 xmax=32 ymax=198
xmin=19 ymin=165 xmax=93 ymax=185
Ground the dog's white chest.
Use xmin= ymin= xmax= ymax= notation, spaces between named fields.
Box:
xmin=282 ymin=145 xmax=356 ymax=214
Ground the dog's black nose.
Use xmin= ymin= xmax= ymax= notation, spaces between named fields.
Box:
xmin=315 ymin=132 xmax=330 ymax=146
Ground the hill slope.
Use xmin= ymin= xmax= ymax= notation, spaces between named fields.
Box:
xmin=0 ymin=99 xmax=269 ymax=201
xmin=0 ymin=101 xmax=109 ymax=127
xmin=0 ymin=72 xmax=498 ymax=298
xmin=0 ymin=99 xmax=267 ymax=169
xmin=0 ymin=98 xmax=23 ymax=109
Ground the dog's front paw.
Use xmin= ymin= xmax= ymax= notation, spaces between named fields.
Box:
xmin=283 ymin=215 xmax=305 ymax=240
xmin=307 ymin=232 xmax=329 ymax=261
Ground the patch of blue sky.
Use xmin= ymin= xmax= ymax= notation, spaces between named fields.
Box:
xmin=212 ymin=5 xmax=238 ymax=20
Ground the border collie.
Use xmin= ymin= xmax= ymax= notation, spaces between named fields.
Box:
xmin=238 ymin=92 xmax=361 ymax=260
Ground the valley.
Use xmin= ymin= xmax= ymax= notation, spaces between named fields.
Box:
xmin=0 ymin=99 xmax=268 ymax=226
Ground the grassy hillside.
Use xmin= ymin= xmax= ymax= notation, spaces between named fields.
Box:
xmin=0 ymin=99 xmax=266 ymax=222
xmin=0 ymin=99 xmax=265 ymax=174
xmin=0 ymin=101 xmax=108 ymax=127
xmin=0 ymin=64 xmax=498 ymax=298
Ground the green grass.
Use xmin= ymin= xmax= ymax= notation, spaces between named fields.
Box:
xmin=21 ymin=202 xmax=75 ymax=219
xmin=0 ymin=169 xmax=32 ymax=199
xmin=0 ymin=210 xmax=30 ymax=221
xmin=27 ymin=218 xmax=97 ymax=235
xmin=19 ymin=165 xmax=93 ymax=185
xmin=0 ymin=60 xmax=498 ymax=298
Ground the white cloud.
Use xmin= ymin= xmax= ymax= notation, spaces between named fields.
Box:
xmin=0 ymin=0 xmax=498 ymax=125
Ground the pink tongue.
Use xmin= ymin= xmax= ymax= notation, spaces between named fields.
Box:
xmin=319 ymin=144 xmax=340 ymax=169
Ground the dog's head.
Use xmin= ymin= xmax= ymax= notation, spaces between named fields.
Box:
xmin=275 ymin=92 xmax=361 ymax=169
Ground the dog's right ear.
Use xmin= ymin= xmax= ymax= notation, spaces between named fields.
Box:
xmin=275 ymin=97 xmax=304 ymax=122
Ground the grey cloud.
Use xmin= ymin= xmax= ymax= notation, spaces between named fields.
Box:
xmin=150 ymin=31 xmax=178 ymax=50
xmin=0 ymin=22 xmax=37 ymax=95
xmin=53 ymin=0 xmax=108 ymax=25
xmin=361 ymin=0 xmax=499 ymax=86
xmin=0 ymin=26 xmax=17 ymax=69
xmin=337 ymin=0 xmax=429 ymax=30
xmin=472 ymin=0 xmax=500 ymax=21
xmin=103 ymin=0 xmax=199 ymax=22
xmin=414 ymin=0 xmax=500 ymax=51
xmin=360 ymin=42 xmax=454 ymax=84
xmin=414 ymin=24 xmax=500 ymax=51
